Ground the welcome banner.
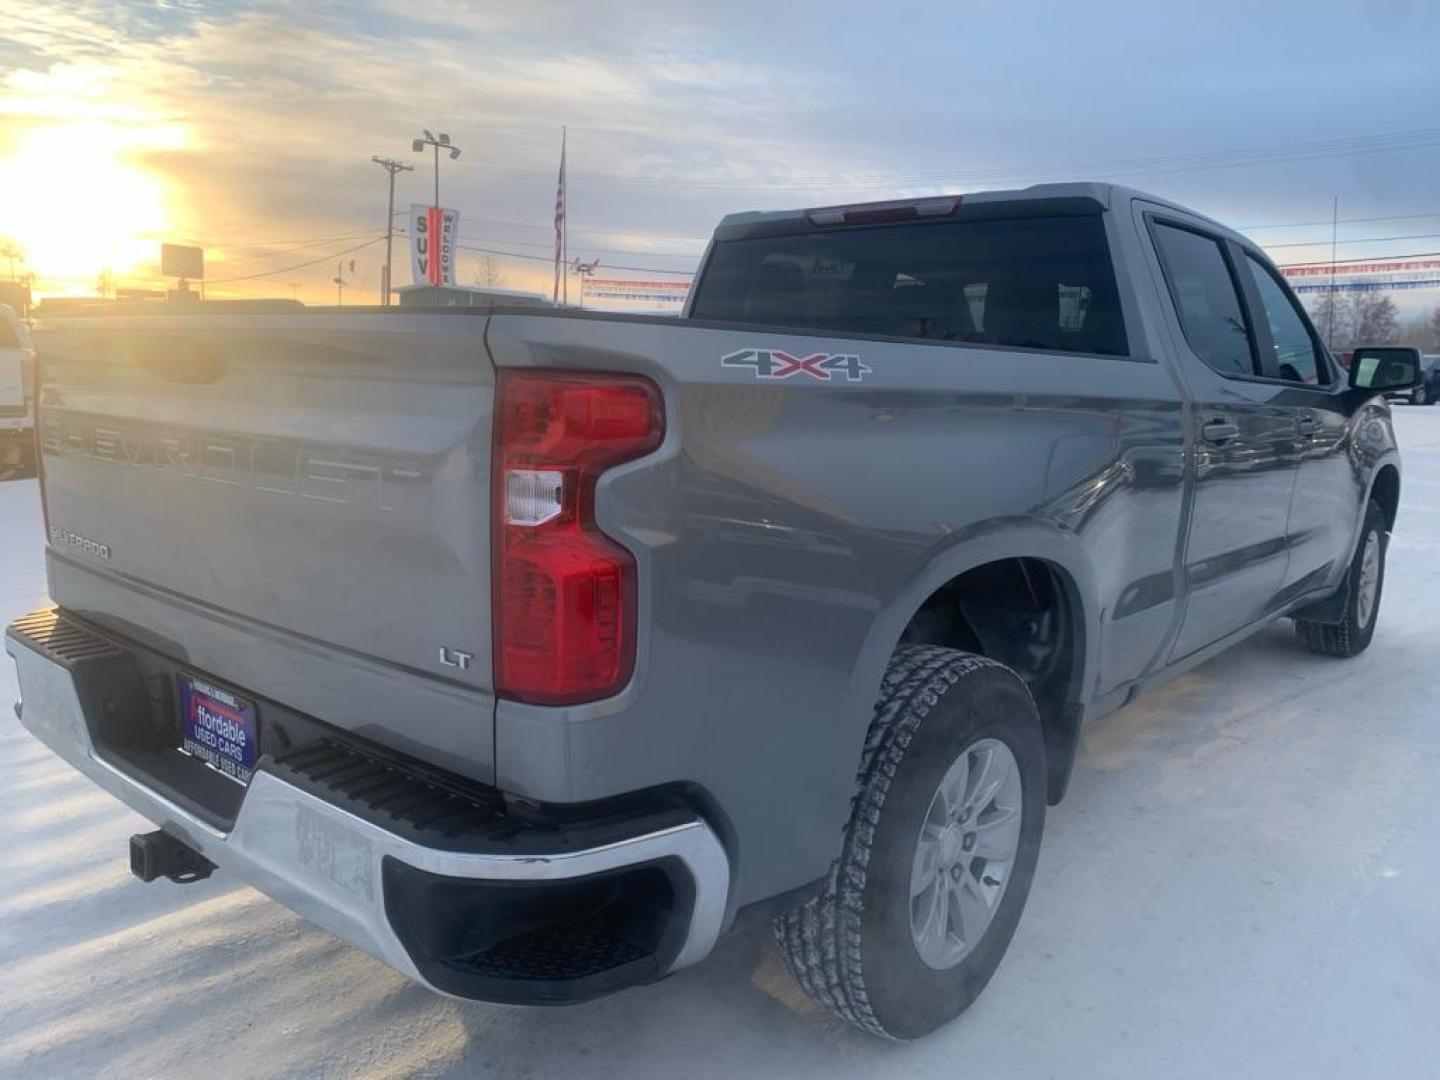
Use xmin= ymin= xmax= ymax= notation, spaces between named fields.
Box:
xmin=410 ymin=204 xmax=460 ymax=286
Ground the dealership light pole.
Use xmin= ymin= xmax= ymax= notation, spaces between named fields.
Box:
xmin=371 ymin=155 xmax=413 ymax=306
xmin=412 ymin=130 xmax=461 ymax=210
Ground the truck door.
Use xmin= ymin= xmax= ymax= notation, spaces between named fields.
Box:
xmin=1231 ymin=249 xmax=1362 ymax=599
xmin=1145 ymin=217 xmax=1299 ymax=661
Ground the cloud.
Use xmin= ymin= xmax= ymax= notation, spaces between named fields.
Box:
xmin=0 ymin=0 xmax=868 ymax=295
xmin=4 ymin=0 xmax=1440 ymax=300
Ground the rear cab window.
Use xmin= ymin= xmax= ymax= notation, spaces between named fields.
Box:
xmin=689 ymin=213 xmax=1129 ymax=357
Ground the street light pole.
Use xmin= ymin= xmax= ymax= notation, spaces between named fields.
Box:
xmin=371 ymin=156 xmax=413 ymax=306
xmin=412 ymin=130 xmax=462 ymax=211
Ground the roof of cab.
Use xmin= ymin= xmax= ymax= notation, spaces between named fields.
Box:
xmin=714 ymin=182 xmax=1239 ymax=244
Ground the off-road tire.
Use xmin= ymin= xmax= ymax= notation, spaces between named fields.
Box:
xmin=774 ymin=645 xmax=1046 ymax=1039
xmin=1295 ymin=499 xmax=1387 ymax=658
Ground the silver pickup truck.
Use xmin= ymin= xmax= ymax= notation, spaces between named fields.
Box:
xmin=6 ymin=183 xmax=1421 ymax=1038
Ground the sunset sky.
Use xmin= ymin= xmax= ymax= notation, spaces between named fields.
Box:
xmin=3 ymin=1 xmax=1440 ymax=306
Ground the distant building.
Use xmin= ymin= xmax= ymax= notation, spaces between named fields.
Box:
xmin=395 ymin=284 xmax=552 ymax=309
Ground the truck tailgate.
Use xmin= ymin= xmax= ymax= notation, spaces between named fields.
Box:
xmin=34 ymin=311 xmax=497 ymax=778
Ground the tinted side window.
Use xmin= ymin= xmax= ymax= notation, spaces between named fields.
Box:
xmin=1151 ymin=223 xmax=1255 ymax=377
xmin=1244 ymin=254 xmax=1323 ymax=384
xmin=690 ymin=214 xmax=1129 ymax=356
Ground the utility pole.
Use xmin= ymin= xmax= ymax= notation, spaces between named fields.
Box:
xmin=287 ymin=281 xmax=301 ymax=302
xmin=371 ymin=155 xmax=413 ymax=306
xmin=411 ymin=130 xmax=461 ymax=210
xmin=1327 ymin=195 xmax=1339 ymax=350
xmin=333 ymin=260 xmax=347 ymax=306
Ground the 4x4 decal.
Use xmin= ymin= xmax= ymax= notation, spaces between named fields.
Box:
xmin=721 ymin=347 xmax=871 ymax=382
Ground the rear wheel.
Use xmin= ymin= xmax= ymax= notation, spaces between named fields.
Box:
xmin=774 ymin=646 xmax=1046 ymax=1039
xmin=1294 ymin=499 xmax=1386 ymax=658
xmin=1413 ymin=385 xmax=1428 ymax=406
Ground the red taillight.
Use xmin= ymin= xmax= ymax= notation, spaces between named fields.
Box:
xmin=493 ymin=370 xmax=663 ymax=705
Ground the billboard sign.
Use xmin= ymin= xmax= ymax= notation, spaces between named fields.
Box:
xmin=410 ymin=204 xmax=460 ymax=286
xmin=161 ymin=243 xmax=204 ymax=279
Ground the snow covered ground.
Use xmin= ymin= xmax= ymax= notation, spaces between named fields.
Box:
xmin=3 ymin=409 xmax=1440 ymax=1079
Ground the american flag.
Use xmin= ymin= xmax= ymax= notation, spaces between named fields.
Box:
xmin=552 ymin=128 xmax=566 ymax=304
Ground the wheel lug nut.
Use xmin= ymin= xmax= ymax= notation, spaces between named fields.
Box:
xmin=963 ymin=834 xmax=975 ymax=852
xmin=950 ymin=865 xmax=962 ymax=881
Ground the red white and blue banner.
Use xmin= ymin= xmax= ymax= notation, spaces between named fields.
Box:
xmin=1282 ymin=257 xmax=1440 ymax=294
xmin=582 ymin=278 xmax=691 ymax=303
xmin=410 ymin=203 xmax=460 ymax=286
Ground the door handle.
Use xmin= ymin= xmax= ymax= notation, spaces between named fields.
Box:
xmin=1201 ymin=419 xmax=1240 ymax=444
xmin=1297 ymin=412 xmax=1321 ymax=435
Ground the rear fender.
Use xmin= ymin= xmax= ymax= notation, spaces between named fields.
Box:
xmin=849 ymin=521 xmax=1098 ymax=800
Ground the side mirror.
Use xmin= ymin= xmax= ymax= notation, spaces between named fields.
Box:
xmin=1349 ymin=345 xmax=1423 ymax=392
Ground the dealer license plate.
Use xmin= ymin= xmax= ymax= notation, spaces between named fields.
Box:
xmin=178 ymin=674 xmax=258 ymax=786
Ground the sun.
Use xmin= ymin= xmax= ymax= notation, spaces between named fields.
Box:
xmin=0 ymin=121 xmax=184 ymax=294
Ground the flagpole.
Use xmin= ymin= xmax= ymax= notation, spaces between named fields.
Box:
xmin=562 ymin=128 xmax=568 ymax=306
xmin=553 ymin=127 xmax=567 ymax=305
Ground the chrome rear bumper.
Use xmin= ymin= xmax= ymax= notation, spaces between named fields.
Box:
xmin=5 ymin=609 xmax=730 ymax=1001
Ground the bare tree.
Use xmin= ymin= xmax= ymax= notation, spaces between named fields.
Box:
xmin=472 ymin=256 xmax=506 ymax=288
xmin=1306 ymin=291 xmax=1401 ymax=351
xmin=1352 ymin=292 xmax=1399 ymax=346
xmin=1306 ymin=291 xmax=1352 ymax=350
xmin=1397 ymin=309 xmax=1439 ymax=351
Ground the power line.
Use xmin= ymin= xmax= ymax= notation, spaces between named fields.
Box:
xmin=390 ymin=208 xmax=710 ymax=244
xmin=206 ymin=236 xmax=384 ymax=284
xmin=1241 ymin=210 xmax=1440 ymax=231
xmin=419 ymin=232 xmax=702 ymax=257
xmin=1273 ymin=249 xmax=1440 ymax=268
xmin=1263 ymin=231 xmax=1440 ymax=251
xmin=421 ymin=222 xmax=1440 ymax=263
xmin=455 ymin=125 xmax=1440 ymax=191
xmin=457 ymin=241 xmax=693 ymax=277
xmin=393 ymin=229 xmax=696 ymax=276
xmin=215 ymin=231 xmax=380 ymax=254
